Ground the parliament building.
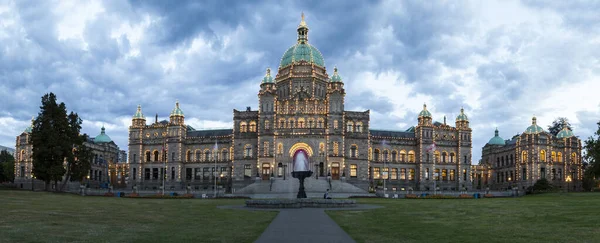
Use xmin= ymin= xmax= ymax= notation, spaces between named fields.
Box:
xmin=127 ymin=15 xmax=474 ymax=192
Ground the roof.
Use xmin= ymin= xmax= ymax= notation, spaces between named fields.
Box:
xmin=261 ymin=68 xmax=274 ymax=84
xmin=187 ymin=129 xmax=233 ymax=137
xmin=279 ymin=14 xmax=325 ymax=68
xmin=370 ymin=129 xmax=415 ymax=138
xmin=170 ymin=101 xmax=184 ymax=117
xmin=557 ymin=127 xmax=574 ymax=138
xmin=524 ymin=116 xmax=544 ymax=134
xmin=94 ymin=126 xmax=112 ymax=143
xmin=487 ymin=128 xmax=505 ymax=145
xmin=330 ymin=67 xmax=342 ymax=82
xmin=456 ymin=108 xmax=468 ymax=121
xmin=419 ymin=103 xmax=432 ymax=118
xmin=133 ymin=105 xmax=145 ymax=119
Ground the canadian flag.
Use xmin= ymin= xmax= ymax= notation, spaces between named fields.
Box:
xmin=426 ymin=142 xmax=437 ymax=153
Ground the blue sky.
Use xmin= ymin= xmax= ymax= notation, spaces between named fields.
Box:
xmin=1 ymin=0 xmax=599 ymax=163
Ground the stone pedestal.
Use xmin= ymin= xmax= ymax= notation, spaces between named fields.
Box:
xmin=292 ymin=171 xmax=313 ymax=198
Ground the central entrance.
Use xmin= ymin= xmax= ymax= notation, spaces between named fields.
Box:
xmin=261 ymin=163 xmax=271 ymax=180
xmin=331 ymin=162 xmax=340 ymax=180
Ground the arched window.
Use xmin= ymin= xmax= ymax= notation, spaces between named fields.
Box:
xmin=279 ymin=119 xmax=285 ymax=128
xmin=408 ymin=151 xmax=415 ymax=162
xmin=319 ymin=143 xmax=325 ymax=156
xmin=277 ymin=143 xmax=283 ymax=155
xmin=297 ymin=118 xmax=305 ymax=128
xmin=264 ymin=120 xmax=270 ymax=130
xmin=153 ymin=151 xmax=159 ymax=161
xmin=350 ymin=145 xmax=358 ymax=158
xmin=196 ymin=150 xmax=201 ymax=162
xmin=308 ymin=118 xmax=315 ymax=128
xmin=434 ymin=151 xmax=440 ymax=163
xmin=400 ymin=150 xmax=407 ymax=162
xmin=374 ymin=149 xmax=380 ymax=162
xmin=204 ymin=150 xmax=210 ymax=161
xmin=333 ymin=120 xmax=338 ymax=129
xmin=442 ymin=152 xmax=447 ymax=163
xmin=333 ymin=142 xmax=339 ymax=156
xmin=146 ymin=151 xmax=151 ymax=162
xmin=240 ymin=122 xmax=247 ymax=133
xmin=391 ymin=150 xmax=397 ymax=162
xmin=222 ymin=149 xmax=228 ymax=161
xmin=383 ymin=150 xmax=389 ymax=162
xmin=289 ymin=118 xmax=295 ymax=128
xmin=347 ymin=121 xmax=354 ymax=132
xmin=522 ymin=151 xmax=527 ymax=163
xmin=249 ymin=121 xmax=257 ymax=132
xmin=571 ymin=152 xmax=577 ymax=163
xmin=244 ymin=144 xmax=252 ymax=158
xmin=186 ymin=150 xmax=191 ymax=162
xmin=356 ymin=122 xmax=363 ymax=133
xmin=20 ymin=150 xmax=25 ymax=161
xmin=317 ymin=118 xmax=324 ymax=128
xmin=263 ymin=141 xmax=269 ymax=156
xmin=557 ymin=152 xmax=563 ymax=162
xmin=450 ymin=152 xmax=455 ymax=163
xmin=551 ymin=151 xmax=556 ymax=162
xmin=540 ymin=150 xmax=546 ymax=162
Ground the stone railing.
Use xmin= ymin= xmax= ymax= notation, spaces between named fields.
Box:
xmin=245 ymin=198 xmax=356 ymax=208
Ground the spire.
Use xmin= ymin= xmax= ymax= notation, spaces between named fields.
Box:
xmin=101 ymin=125 xmax=105 ymax=134
xmin=170 ymin=100 xmax=185 ymax=117
xmin=262 ymin=67 xmax=274 ymax=83
xmin=297 ymin=12 xmax=309 ymax=43
xmin=418 ymin=103 xmax=432 ymax=118
xmin=532 ymin=115 xmax=537 ymax=125
xmin=495 ymin=127 xmax=499 ymax=136
xmin=155 ymin=113 xmax=158 ymax=123
xmin=133 ymin=104 xmax=145 ymax=119
xmin=331 ymin=66 xmax=343 ymax=82
xmin=444 ymin=116 xmax=446 ymax=125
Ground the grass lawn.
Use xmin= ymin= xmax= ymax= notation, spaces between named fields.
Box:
xmin=327 ymin=193 xmax=600 ymax=243
xmin=0 ymin=190 xmax=276 ymax=243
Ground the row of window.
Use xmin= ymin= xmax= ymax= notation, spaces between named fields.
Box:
xmin=521 ymin=151 xmax=578 ymax=163
xmin=136 ymin=167 xmax=229 ymax=181
xmin=372 ymin=167 xmax=416 ymax=180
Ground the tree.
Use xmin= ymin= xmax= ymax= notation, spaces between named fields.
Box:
xmin=532 ymin=178 xmax=552 ymax=192
xmin=66 ymin=135 xmax=93 ymax=184
xmin=0 ymin=150 xmax=15 ymax=183
xmin=548 ymin=117 xmax=572 ymax=136
xmin=31 ymin=93 xmax=81 ymax=191
xmin=584 ymin=121 xmax=600 ymax=178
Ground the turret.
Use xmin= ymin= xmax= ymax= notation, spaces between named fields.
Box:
xmin=418 ymin=103 xmax=432 ymax=126
xmin=455 ymin=107 xmax=469 ymax=129
xmin=169 ymin=100 xmax=185 ymax=125
xmin=132 ymin=105 xmax=146 ymax=127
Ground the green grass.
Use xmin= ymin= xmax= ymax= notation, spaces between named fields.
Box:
xmin=0 ymin=190 xmax=276 ymax=243
xmin=327 ymin=193 xmax=600 ymax=243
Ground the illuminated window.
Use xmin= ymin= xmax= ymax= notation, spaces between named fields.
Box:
xmin=383 ymin=150 xmax=389 ymax=162
xmin=434 ymin=169 xmax=440 ymax=181
xmin=356 ymin=122 xmax=363 ymax=132
xmin=265 ymin=120 xmax=270 ymax=130
xmin=350 ymin=164 xmax=357 ymax=177
xmin=240 ymin=122 xmax=247 ymax=132
xmin=391 ymin=168 xmax=398 ymax=180
xmin=571 ymin=152 xmax=577 ymax=163
xmin=373 ymin=167 xmax=380 ymax=179
xmin=408 ymin=151 xmax=415 ymax=162
xmin=333 ymin=142 xmax=339 ymax=156
xmin=334 ymin=120 xmax=338 ymax=129
xmin=277 ymin=143 xmax=283 ymax=155
xmin=298 ymin=118 xmax=305 ymax=128
xmin=442 ymin=169 xmax=447 ymax=181
xmin=244 ymin=164 xmax=252 ymax=178
xmin=317 ymin=118 xmax=324 ymax=128
xmin=350 ymin=145 xmax=358 ymax=158
xmin=186 ymin=151 xmax=191 ymax=162
xmin=319 ymin=143 xmax=325 ymax=156
xmin=400 ymin=150 xmax=407 ymax=162
xmin=450 ymin=169 xmax=455 ymax=181
xmin=551 ymin=151 xmax=556 ymax=162
xmin=409 ymin=168 xmax=415 ymax=181
xmin=434 ymin=151 xmax=440 ymax=163
xmin=522 ymin=151 xmax=528 ymax=163
xmin=249 ymin=121 xmax=257 ymax=132
xmin=540 ymin=150 xmax=546 ymax=162
xmin=382 ymin=167 xmax=389 ymax=180
xmin=279 ymin=119 xmax=285 ymax=128
xmin=400 ymin=168 xmax=406 ymax=180
xmin=263 ymin=142 xmax=269 ymax=156
xmin=391 ymin=150 xmax=397 ymax=162
xmin=557 ymin=152 xmax=563 ymax=162
xmin=442 ymin=152 xmax=447 ymax=163
xmin=374 ymin=149 xmax=380 ymax=162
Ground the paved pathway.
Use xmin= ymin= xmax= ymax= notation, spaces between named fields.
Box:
xmin=254 ymin=208 xmax=356 ymax=243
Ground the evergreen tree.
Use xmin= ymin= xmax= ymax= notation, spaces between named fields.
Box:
xmin=548 ymin=117 xmax=572 ymax=136
xmin=0 ymin=150 xmax=15 ymax=183
xmin=31 ymin=93 xmax=74 ymax=191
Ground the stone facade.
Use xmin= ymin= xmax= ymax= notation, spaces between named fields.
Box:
xmin=127 ymin=16 xmax=473 ymax=192
xmin=475 ymin=118 xmax=583 ymax=191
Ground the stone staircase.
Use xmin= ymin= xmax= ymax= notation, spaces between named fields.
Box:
xmin=235 ymin=177 xmax=367 ymax=195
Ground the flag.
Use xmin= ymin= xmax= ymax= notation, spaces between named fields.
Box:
xmin=213 ymin=141 xmax=218 ymax=151
xmin=426 ymin=142 xmax=437 ymax=153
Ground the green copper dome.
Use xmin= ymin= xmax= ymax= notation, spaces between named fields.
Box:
xmin=279 ymin=13 xmax=326 ymax=68
xmin=557 ymin=127 xmax=574 ymax=138
xmin=133 ymin=105 xmax=145 ymax=119
xmin=524 ymin=116 xmax=544 ymax=134
xmin=419 ymin=103 xmax=432 ymax=118
xmin=280 ymin=43 xmax=325 ymax=68
xmin=170 ymin=101 xmax=184 ymax=117
xmin=261 ymin=68 xmax=274 ymax=83
xmin=488 ymin=128 xmax=505 ymax=145
xmin=94 ymin=126 xmax=112 ymax=143
xmin=456 ymin=107 xmax=468 ymax=121
xmin=330 ymin=67 xmax=342 ymax=82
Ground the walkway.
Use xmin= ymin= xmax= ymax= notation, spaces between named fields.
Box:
xmin=255 ymin=208 xmax=355 ymax=243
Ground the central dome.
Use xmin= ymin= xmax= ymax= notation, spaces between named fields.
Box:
xmin=280 ymin=43 xmax=325 ymax=68
xmin=279 ymin=13 xmax=325 ymax=68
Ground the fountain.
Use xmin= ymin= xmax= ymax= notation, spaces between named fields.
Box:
xmin=291 ymin=150 xmax=313 ymax=198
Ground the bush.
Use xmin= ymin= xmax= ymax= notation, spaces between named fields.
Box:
xmin=533 ymin=178 xmax=552 ymax=191
xmin=483 ymin=194 xmax=494 ymax=198
xmin=458 ymin=194 xmax=472 ymax=199
xmin=125 ymin=193 xmax=140 ymax=198
xmin=424 ymin=194 xmax=456 ymax=199
xmin=405 ymin=194 xmax=418 ymax=199
xmin=103 ymin=192 xmax=114 ymax=197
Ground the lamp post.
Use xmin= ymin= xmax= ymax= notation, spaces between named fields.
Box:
xmin=31 ymin=172 xmax=34 ymax=191
xmin=566 ymin=175 xmax=572 ymax=192
xmin=315 ymin=164 xmax=319 ymax=179
xmin=283 ymin=164 xmax=287 ymax=180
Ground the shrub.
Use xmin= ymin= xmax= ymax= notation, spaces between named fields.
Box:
xmin=405 ymin=194 xmax=418 ymax=199
xmin=103 ymin=192 xmax=114 ymax=197
xmin=125 ymin=193 xmax=140 ymax=198
xmin=483 ymin=194 xmax=494 ymax=198
xmin=424 ymin=194 xmax=456 ymax=199
xmin=458 ymin=194 xmax=472 ymax=199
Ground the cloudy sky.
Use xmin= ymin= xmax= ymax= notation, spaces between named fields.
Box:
xmin=1 ymin=0 xmax=599 ymax=163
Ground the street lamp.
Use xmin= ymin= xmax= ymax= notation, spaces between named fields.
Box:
xmin=566 ymin=175 xmax=572 ymax=192
xmin=283 ymin=164 xmax=287 ymax=180
xmin=315 ymin=164 xmax=319 ymax=179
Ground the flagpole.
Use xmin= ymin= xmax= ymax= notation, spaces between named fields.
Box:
xmin=162 ymin=137 xmax=166 ymax=196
